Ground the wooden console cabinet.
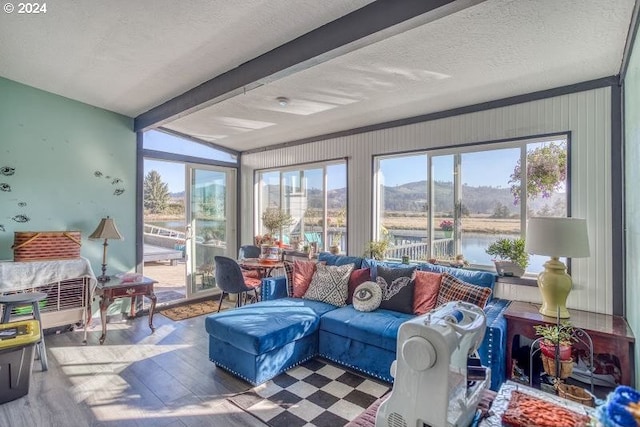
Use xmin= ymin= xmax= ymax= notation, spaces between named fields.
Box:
xmin=505 ymin=301 xmax=635 ymax=387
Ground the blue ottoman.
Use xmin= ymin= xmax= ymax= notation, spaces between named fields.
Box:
xmin=205 ymin=298 xmax=336 ymax=385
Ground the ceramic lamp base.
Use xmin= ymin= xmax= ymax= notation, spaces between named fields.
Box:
xmin=537 ymin=257 xmax=572 ymax=319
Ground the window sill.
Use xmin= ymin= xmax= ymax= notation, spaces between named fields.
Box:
xmin=496 ymin=275 xmax=538 ymax=287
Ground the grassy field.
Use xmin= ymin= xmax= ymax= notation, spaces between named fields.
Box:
xmin=382 ymin=215 xmax=520 ymax=234
xmin=145 ymin=212 xmax=521 ymax=235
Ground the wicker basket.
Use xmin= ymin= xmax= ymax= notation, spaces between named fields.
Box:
xmin=12 ymin=231 xmax=82 ymax=261
xmin=557 ymin=383 xmax=595 ymax=407
xmin=541 ymin=354 xmax=573 ymax=379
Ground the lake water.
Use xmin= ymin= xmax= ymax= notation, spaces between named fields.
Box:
xmin=461 ymin=233 xmax=545 ymax=273
xmin=148 ymin=221 xmax=546 ymax=273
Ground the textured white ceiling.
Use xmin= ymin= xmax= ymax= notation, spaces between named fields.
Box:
xmin=0 ymin=0 xmax=374 ymax=116
xmin=164 ymin=0 xmax=635 ymax=151
xmin=0 ymin=0 xmax=635 ymax=152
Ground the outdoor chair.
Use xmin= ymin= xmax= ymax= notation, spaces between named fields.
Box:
xmin=213 ymin=256 xmax=261 ymax=312
xmin=304 ymin=232 xmax=322 ymax=246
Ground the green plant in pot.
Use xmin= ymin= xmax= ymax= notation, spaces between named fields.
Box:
xmin=363 ymin=239 xmax=391 ymax=261
xmin=485 ymin=237 xmax=529 ymax=277
xmin=329 ymin=208 xmax=345 ymax=255
xmin=534 ymin=322 xmax=576 ymax=379
xmin=261 ymin=208 xmax=294 ymax=245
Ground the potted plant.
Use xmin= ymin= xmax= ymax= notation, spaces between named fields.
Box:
xmin=329 ymin=208 xmax=345 ymax=255
xmin=261 ymin=208 xmax=294 ymax=246
xmin=439 ymin=219 xmax=454 ymax=238
xmin=534 ymin=322 xmax=576 ymax=378
xmin=363 ymin=239 xmax=391 ymax=260
xmin=485 ymin=237 xmax=529 ymax=277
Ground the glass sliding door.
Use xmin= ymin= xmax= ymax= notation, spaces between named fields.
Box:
xmin=142 ymin=159 xmax=187 ymax=304
xmin=187 ymin=165 xmax=236 ymax=296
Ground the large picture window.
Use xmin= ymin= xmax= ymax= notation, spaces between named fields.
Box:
xmin=374 ymin=136 xmax=568 ymax=274
xmin=256 ymin=160 xmax=347 ymax=252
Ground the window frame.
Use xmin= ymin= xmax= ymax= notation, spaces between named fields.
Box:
xmin=373 ymin=132 xmax=571 ymax=273
xmin=254 ymin=158 xmax=348 ymax=252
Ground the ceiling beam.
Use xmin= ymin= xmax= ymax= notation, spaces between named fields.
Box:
xmin=134 ymin=0 xmax=484 ymax=132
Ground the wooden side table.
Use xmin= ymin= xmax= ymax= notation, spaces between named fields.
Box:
xmin=94 ymin=276 xmax=157 ymax=345
xmin=504 ymin=301 xmax=635 ymax=387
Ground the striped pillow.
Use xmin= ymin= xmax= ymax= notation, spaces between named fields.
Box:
xmin=436 ymin=273 xmax=492 ymax=309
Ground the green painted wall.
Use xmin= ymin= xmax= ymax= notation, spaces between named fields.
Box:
xmin=624 ymin=37 xmax=640 ymax=387
xmin=0 ymin=77 xmax=136 ymax=275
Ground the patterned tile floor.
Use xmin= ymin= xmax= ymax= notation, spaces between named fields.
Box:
xmin=228 ymin=359 xmax=390 ymax=427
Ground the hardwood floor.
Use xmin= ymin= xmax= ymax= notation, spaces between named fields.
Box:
xmin=0 ymin=308 xmax=267 ymax=427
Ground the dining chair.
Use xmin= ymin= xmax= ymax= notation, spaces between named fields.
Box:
xmin=238 ymin=245 xmax=262 ymax=279
xmin=214 ymin=256 xmax=261 ymax=312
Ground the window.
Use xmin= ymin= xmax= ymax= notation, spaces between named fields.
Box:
xmin=144 ymin=129 xmax=237 ymax=163
xmin=374 ymin=136 xmax=568 ymax=274
xmin=256 ymin=160 xmax=347 ymax=252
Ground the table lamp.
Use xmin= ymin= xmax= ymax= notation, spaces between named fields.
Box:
xmin=89 ymin=216 xmax=123 ymax=283
xmin=525 ymin=217 xmax=590 ymax=318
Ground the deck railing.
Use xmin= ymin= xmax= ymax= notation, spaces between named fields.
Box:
xmin=385 ymin=238 xmax=454 ymax=261
xmin=144 ymin=223 xmax=186 ymax=240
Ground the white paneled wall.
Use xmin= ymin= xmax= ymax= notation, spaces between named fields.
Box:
xmin=624 ymin=33 xmax=640 ymax=387
xmin=242 ymin=87 xmax=613 ymax=314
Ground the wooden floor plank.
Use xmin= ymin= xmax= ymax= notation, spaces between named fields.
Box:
xmin=0 ymin=309 xmax=266 ymax=426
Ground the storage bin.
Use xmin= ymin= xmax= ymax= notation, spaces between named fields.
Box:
xmin=0 ymin=320 xmax=41 ymax=403
xmin=12 ymin=231 xmax=81 ymax=261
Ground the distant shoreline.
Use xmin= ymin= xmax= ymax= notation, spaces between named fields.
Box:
xmin=145 ymin=213 xmax=520 ymax=235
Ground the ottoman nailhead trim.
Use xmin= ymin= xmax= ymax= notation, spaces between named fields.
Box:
xmin=210 ymin=353 xmax=319 ymax=386
xmin=210 ymin=358 xmax=256 ymax=385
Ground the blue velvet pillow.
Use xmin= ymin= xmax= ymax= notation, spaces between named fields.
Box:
xmin=318 ymin=252 xmax=363 ymax=269
xmin=362 ymin=258 xmax=406 ymax=280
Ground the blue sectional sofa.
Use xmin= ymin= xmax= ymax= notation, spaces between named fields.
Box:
xmin=204 ymin=254 xmax=510 ymax=391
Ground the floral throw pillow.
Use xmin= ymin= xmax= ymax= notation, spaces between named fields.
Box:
xmin=353 ymin=281 xmax=382 ymax=312
xmin=303 ymin=263 xmax=354 ymax=307
xmin=376 ymin=265 xmax=416 ymax=314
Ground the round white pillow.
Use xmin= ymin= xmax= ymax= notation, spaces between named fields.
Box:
xmin=353 ymin=281 xmax=382 ymax=312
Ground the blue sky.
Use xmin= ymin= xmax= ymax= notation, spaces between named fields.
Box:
xmin=144 ymin=131 xmax=561 ymax=192
xmin=380 ymin=149 xmax=520 ymax=187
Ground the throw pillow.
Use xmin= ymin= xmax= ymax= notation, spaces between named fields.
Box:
xmin=413 ymin=271 xmax=443 ymax=315
xmin=353 ymin=281 xmax=382 ymax=312
xmin=436 ymin=273 xmax=492 ymax=309
xmin=376 ymin=265 xmax=416 ymax=314
xmin=292 ymin=259 xmax=318 ymax=298
xmin=347 ymin=268 xmax=371 ymax=304
xmin=303 ymin=263 xmax=354 ymax=306
xmin=283 ymin=261 xmax=294 ymax=297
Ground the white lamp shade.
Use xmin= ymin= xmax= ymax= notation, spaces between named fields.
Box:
xmin=525 ymin=217 xmax=590 ymax=258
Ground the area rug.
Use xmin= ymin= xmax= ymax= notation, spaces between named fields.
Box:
xmin=227 ymin=359 xmax=390 ymax=427
xmin=158 ymin=298 xmax=231 ymax=321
